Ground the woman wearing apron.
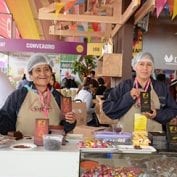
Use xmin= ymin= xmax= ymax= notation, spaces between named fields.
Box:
xmin=0 ymin=53 xmax=76 ymax=135
xmin=103 ymin=52 xmax=177 ymax=132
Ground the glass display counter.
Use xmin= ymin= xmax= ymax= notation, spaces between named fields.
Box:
xmin=80 ymin=150 xmax=177 ymax=177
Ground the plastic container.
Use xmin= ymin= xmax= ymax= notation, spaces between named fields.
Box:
xmin=43 ymin=134 xmax=63 ymax=151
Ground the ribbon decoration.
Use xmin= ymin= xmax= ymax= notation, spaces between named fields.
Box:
xmin=92 ymin=22 xmax=100 ymax=31
xmin=75 ymin=0 xmax=86 ymax=5
xmin=134 ymin=78 xmax=151 ymax=107
xmin=155 ymin=0 xmax=167 ymax=18
xmin=64 ymin=0 xmax=77 ymax=13
xmin=167 ymin=0 xmax=174 ymax=16
xmin=172 ymin=0 xmax=177 ymax=19
xmin=55 ymin=2 xmax=65 ymax=16
xmin=69 ymin=23 xmax=77 ymax=30
xmin=38 ymin=89 xmax=51 ymax=118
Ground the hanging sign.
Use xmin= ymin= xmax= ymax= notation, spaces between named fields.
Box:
xmin=87 ymin=43 xmax=103 ymax=56
xmin=0 ymin=38 xmax=87 ymax=55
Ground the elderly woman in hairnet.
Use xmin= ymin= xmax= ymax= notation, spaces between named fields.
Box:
xmin=0 ymin=54 xmax=76 ymax=135
xmin=103 ymin=52 xmax=177 ymax=132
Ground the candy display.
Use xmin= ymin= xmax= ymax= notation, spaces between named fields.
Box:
xmin=81 ymin=164 xmax=143 ymax=177
xmin=78 ymin=139 xmax=114 ymax=148
xmin=80 ymin=160 xmax=99 ymax=171
xmin=129 ymin=155 xmax=177 ymax=176
xmin=132 ymin=131 xmax=150 ymax=147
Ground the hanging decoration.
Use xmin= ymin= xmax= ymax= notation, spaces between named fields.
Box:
xmin=167 ymin=0 xmax=173 ymax=15
xmin=132 ymin=26 xmax=143 ymax=57
xmin=55 ymin=2 xmax=65 ymax=16
xmin=64 ymin=0 xmax=76 ymax=14
xmin=75 ymin=0 xmax=86 ymax=5
xmin=155 ymin=0 xmax=167 ymax=18
xmin=92 ymin=22 xmax=100 ymax=31
xmin=172 ymin=0 xmax=177 ymax=19
xmin=154 ymin=0 xmax=177 ymax=19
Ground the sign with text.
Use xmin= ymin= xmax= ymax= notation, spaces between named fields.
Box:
xmin=0 ymin=38 xmax=87 ymax=55
xmin=87 ymin=43 xmax=103 ymax=56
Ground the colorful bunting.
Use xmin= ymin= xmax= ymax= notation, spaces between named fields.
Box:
xmin=55 ymin=2 xmax=65 ymax=16
xmin=155 ymin=0 xmax=167 ymax=18
xmin=75 ymin=0 xmax=86 ymax=5
xmin=64 ymin=0 xmax=76 ymax=13
xmin=69 ymin=23 xmax=77 ymax=30
xmin=167 ymin=0 xmax=174 ymax=15
xmin=81 ymin=22 xmax=88 ymax=31
xmin=172 ymin=0 xmax=177 ymax=19
xmin=92 ymin=22 xmax=100 ymax=31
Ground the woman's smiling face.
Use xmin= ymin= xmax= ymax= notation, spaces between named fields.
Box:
xmin=135 ymin=58 xmax=153 ymax=80
xmin=30 ymin=64 xmax=52 ymax=87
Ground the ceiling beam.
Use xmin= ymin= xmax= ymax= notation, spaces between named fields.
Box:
xmin=111 ymin=0 xmax=140 ymax=37
xmin=134 ymin=0 xmax=155 ymax=25
xmin=39 ymin=12 xmax=120 ymax=24
xmin=38 ymin=0 xmax=141 ymax=40
xmin=38 ymin=2 xmax=121 ymax=24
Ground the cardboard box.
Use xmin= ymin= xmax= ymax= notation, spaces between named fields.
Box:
xmin=102 ymin=53 xmax=123 ymax=77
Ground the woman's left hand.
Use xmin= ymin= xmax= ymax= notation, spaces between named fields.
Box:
xmin=143 ymin=109 xmax=157 ymax=119
xmin=65 ymin=112 xmax=77 ymax=124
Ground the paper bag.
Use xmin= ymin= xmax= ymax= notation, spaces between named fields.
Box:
xmin=72 ymin=101 xmax=87 ymax=125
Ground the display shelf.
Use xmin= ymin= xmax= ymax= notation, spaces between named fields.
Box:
xmin=80 ymin=150 xmax=177 ymax=177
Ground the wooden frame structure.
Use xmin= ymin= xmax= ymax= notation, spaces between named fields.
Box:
xmin=38 ymin=0 xmax=155 ymax=40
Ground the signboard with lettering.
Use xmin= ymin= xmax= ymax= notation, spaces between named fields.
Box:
xmin=0 ymin=38 xmax=87 ymax=55
xmin=87 ymin=43 xmax=103 ymax=56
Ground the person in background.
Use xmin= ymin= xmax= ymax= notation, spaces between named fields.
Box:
xmin=61 ymin=71 xmax=78 ymax=89
xmin=89 ymin=70 xmax=99 ymax=89
xmin=103 ymin=52 xmax=177 ymax=132
xmin=16 ymin=73 xmax=29 ymax=89
xmin=50 ymin=73 xmax=61 ymax=89
xmin=156 ymin=73 xmax=167 ymax=83
xmin=0 ymin=71 xmax=15 ymax=108
xmin=74 ymin=77 xmax=99 ymax=126
xmin=95 ymin=77 xmax=107 ymax=95
xmin=0 ymin=53 xmax=76 ymax=135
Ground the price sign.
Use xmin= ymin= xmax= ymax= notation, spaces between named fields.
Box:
xmin=87 ymin=43 xmax=103 ymax=56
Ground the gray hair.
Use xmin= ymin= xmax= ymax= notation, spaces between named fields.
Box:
xmin=131 ymin=52 xmax=154 ymax=69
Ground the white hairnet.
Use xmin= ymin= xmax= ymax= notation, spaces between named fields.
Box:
xmin=27 ymin=53 xmax=53 ymax=73
xmin=131 ymin=52 xmax=154 ymax=70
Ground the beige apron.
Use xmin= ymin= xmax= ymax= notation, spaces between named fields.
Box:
xmin=17 ymin=91 xmax=60 ymax=136
xmin=119 ymin=86 xmax=162 ymax=132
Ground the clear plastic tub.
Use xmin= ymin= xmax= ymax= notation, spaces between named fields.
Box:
xmin=43 ymin=134 xmax=63 ymax=151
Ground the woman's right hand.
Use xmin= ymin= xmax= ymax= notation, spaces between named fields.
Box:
xmin=130 ymin=88 xmax=141 ymax=100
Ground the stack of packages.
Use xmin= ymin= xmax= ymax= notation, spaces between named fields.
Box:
xmin=148 ymin=132 xmax=167 ymax=150
xmin=166 ymin=120 xmax=177 ymax=152
xmin=132 ymin=113 xmax=151 ymax=148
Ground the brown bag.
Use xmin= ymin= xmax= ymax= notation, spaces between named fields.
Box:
xmin=95 ymin=99 xmax=118 ymax=125
xmin=72 ymin=100 xmax=87 ymax=125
